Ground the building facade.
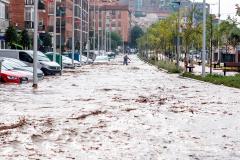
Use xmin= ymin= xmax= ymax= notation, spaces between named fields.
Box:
xmin=0 ymin=0 xmax=9 ymax=49
xmin=89 ymin=0 xmax=131 ymax=50
xmin=8 ymin=0 xmax=89 ymax=52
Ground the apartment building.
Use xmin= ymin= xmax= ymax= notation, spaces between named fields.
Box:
xmin=9 ymin=0 xmax=89 ymax=51
xmin=89 ymin=0 xmax=131 ymax=49
xmin=0 ymin=0 xmax=9 ymax=49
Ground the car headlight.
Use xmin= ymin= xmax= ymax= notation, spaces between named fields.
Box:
xmin=7 ymin=76 xmax=18 ymax=80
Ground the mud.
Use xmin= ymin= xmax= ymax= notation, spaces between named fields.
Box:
xmin=0 ymin=55 xmax=240 ymax=159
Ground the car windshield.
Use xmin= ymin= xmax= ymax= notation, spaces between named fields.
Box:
xmin=2 ymin=61 xmax=14 ymax=70
xmin=37 ymin=51 xmax=50 ymax=62
xmin=28 ymin=51 xmax=51 ymax=62
xmin=8 ymin=59 xmax=28 ymax=67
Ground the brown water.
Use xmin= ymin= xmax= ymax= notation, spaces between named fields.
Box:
xmin=0 ymin=55 xmax=240 ymax=160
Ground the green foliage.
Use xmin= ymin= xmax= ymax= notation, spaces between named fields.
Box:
xmin=131 ymin=26 xmax=144 ymax=47
xmin=139 ymin=54 xmax=183 ymax=73
xmin=110 ymin=32 xmax=122 ymax=50
xmin=20 ymin=29 xmax=30 ymax=49
xmin=41 ymin=32 xmax=52 ymax=47
xmin=5 ymin=26 xmax=18 ymax=48
xmin=182 ymin=73 xmax=240 ymax=89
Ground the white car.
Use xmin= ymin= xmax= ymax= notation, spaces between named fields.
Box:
xmin=62 ymin=55 xmax=81 ymax=68
xmin=94 ymin=55 xmax=110 ymax=64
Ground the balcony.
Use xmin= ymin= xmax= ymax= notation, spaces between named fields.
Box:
xmin=0 ymin=19 xmax=9 ymax=31
xmin=25 ymin=21 xmax=34 ymax=29
xmin=38 ymin=25 xmax=45 ymax=32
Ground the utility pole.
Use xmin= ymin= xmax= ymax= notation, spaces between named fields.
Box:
xmin=101 ymin=10 xmax=104 ymax=52
xmin=97 ymin=4 xmax=100 ymax=55
xmin=172 ymin=1 xmax=181 ymax=69
xmin=202 ymin=0 xmax=206 ymax=76
xmin=87 ymin=0 xmax=90 ymax=63
xmin=109 ymin=11 xmax=111 ymax=52
xmin=217 ymin=0 xmax=221 ymax=63
xmin=33 ymin=0 xmax=38 ymax=88
xmin=210 ymin=14 xmax=213 ymax=74
xmin=53 ymin=0 xmax=57 ymax=61
xmin=104 ymin=9 xmax=107 ymax=52
xmin=93 ymin=0 xmax=96 ymax=51
xmin=80 ymin=0 xmax=83 ymax=65
xmin=72 ymin=0 xmax=75 ymax=66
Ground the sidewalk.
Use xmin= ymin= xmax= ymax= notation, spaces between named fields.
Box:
xmin=180 ymin=62 xmax=238 ymax=76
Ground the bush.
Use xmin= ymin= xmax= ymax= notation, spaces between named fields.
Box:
xmin=182 ymin=72 xmax=240 ymax=89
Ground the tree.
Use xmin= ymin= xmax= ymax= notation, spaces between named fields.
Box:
xmin=5 ymin=26 xmax=18 ymax=48
xmin=110 ymin=32 xmax=122 ymax=50
xmin=20 ymin=29 xmax=30 ymax=49
xmin=131 ymin=26 xmax=144 ymax=48
xmin=42 ymin=32 xmax=52 ymax=47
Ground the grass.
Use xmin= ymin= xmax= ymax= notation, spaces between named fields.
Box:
xmin=138 ymin=54 xmax=240 ymax=89
xmin=138 ymin=55 xmax=183 ymax=73
xmin=182 ymin=72 xmax=240 ymax=89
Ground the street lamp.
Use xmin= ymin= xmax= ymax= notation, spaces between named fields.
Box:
xmin=33 ymin=0 xmax=38 ymax=88
xmin=217 ymin=0 xmax=221 ymax=63
xmin=202 ymin=0 xmax=206 ymax=77
xmin=53 ymin=0 xmax=57 ymax=62
xmin=72 ymin=0 xmax=75 ymax=66
xmin=172 ymin=1 xmax=181 ymax=69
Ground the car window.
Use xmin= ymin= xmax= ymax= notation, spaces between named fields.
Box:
xmin=9 ymin=59 xmax=28 ymax=67
xmin=2 ymin=62 xmax=14 ymax=70
xmin=37 ymin=51 xmax=50 ymax=62
xmin=19 ymin=52 xmax=33 ymax=63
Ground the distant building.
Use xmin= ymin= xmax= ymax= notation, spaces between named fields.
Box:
xmin=89 ymin=0 xmax=131 ymax=48
xmin=0 ymin=0 xmax=9 ymax=49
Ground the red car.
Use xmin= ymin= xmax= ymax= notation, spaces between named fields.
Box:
xmin=0 ymin=70 xmax=28 ymax=84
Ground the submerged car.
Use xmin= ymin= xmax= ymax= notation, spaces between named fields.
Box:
xmin=0 ymin=65 xmax=29 ymax=84
xmin=2 ymin=62 xmax=33 ymax=81
xmin=94 ymin=55 xmax=110 ymax=64
xmin=2 ymin=58 xmax=44 ymax=80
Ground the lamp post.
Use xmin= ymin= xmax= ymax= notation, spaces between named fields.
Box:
xmin=53 ymin=0 xmax=57 ymax=61
xmin=172 ymin=1 xmax=181 ymax=69
xmin=72 ymin=0 xmax=75 ymax=66
xmin=217 ymin=0 xmax=221 ymax=63
xmin=80 ymin=0 xmax=83 ymax=65
xmin=93 ymin=0 xmax=96 ymax=51
xmin=33 ymin=0 xmax=38 ymax=88
xmin=87 ymin=0 xmax=90 ymax=63
xmin=202 ymin=0 xmax=206 ymax=77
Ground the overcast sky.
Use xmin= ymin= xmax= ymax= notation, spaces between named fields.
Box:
xmin=192 ymin=0 xmax=240 ymax=20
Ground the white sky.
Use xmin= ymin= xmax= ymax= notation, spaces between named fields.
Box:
xmin=192 ymin=0 xmax=240 ymax=20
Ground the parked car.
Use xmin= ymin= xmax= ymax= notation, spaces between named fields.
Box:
xmin=94 ymin=55 xmax=110 ymax=63
xmin=62 ymin=55 xmax=81 ymax=68
xmin=2 ymin=61 xmax=33 ymax=81
xmin=106 ymin=52 xmax=116 ymax=59
xmin=45 ymin=52 xmax=81 ymax=68
xmin=0 ymin=49 xmax=61 ymax=75
xmin=0 ymin=65 xmax=29 ymax=84
xmin=2 ymin=58 xmax=44 ymax=80
xmin=63 ymin=51 xmax=94 ymax=64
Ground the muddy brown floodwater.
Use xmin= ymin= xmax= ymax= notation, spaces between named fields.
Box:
xmin=0 ymin=55 xmax=240 ymax=160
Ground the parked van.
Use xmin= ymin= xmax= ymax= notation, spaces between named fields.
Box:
xmin=0 ymin=49 xmax=61 ymax=75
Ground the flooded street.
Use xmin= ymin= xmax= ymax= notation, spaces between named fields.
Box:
xmin=0 ymin=55 xmax=240 ymax=160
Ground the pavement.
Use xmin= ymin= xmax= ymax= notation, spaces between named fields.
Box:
xmin=0 ymin=55 xmax=240 ymax=159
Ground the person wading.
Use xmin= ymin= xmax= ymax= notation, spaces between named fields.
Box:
xmin=123 ymin=54 xmax=131 ymax=65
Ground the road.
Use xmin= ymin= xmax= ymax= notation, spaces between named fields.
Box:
xmin=0 ymin=55 xmax=240 ymax=160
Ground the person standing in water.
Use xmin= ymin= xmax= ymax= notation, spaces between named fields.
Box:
xmin=123 ymin=54 xmax=131 ymax=65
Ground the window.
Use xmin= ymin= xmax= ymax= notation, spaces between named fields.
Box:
xmin=25 ymin=7 xmax=34 ymax=21
xmin=25 ymin=0 xmax=34 ymax=5
xmin=0 ymin=2 xmax=5 ymax=19
xmin=19 ymin=52 xmax=33 ymax=63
